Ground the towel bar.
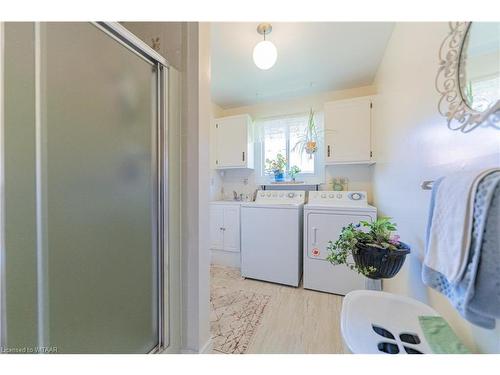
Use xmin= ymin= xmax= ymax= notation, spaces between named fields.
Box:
xmin=421 ymin=180 xmax=434 ymax=190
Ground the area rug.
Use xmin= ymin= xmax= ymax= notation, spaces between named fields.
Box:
xmin=210 ymin=285 xmax=271 ymax=354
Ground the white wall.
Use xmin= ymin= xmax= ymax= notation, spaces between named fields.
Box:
xmin=121 ymin=22 xmax=183 ymax=71
xmin=212 ymin=85 xmax=377 ymax=201
xmin=164 ymin=67 xmax=182 ymax=353
xmin=372 ymin=22 xmax=500 ymax=353
xmin=209 ymin=102 xmax=224 ymax=201
xmin=0 ymin=22 xmax=5 ymax=347
xmin=180 ymin=22 xmax=211 ymax=353
xmin=197 ymin=22 xmax=212 ymax=354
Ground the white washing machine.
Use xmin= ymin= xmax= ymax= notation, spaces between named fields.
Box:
xmin=303 ymin=191 xmax=378 ymax=295
xmin=241 ymin=190 xmax=305 ymax=287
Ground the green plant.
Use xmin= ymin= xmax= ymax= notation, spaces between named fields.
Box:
xmin=326 ymin=217 xmax=401 ymax=276
xmin=293 ymin=109 xmax=319 ymax=158
xmin=289 ymin=165 xmax=301 ymax=180
xmin=265 ymin=153 xmax=287 ymax=174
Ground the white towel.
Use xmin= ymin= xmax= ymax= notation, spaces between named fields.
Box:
xmin=424 ymin=168 xmax=499 ymax=283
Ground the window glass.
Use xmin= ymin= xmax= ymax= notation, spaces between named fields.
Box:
xmin=255 ymin=112 xmax=324 ymax=184
xmin=289 ymin=123 xmax=315 ymax=174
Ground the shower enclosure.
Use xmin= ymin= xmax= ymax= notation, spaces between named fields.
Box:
xmin=0 ymin=22 xmax=169 ymax=353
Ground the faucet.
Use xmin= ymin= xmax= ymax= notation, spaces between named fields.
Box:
xmin=232 ymin=191 xmax=244 ymax=201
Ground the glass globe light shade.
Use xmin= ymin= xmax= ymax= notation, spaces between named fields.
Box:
xmin=252 ymin=40 xmax=277 ymax=70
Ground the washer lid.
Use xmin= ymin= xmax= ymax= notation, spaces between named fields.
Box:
xmin=242 ymin=202 xmax=303 ymax=209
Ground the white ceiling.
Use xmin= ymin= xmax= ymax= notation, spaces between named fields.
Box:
xmin=211 ymin=22 xmax=394 ymax=108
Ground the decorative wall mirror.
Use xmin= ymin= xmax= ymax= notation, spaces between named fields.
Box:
xmin=436 ymin=22 xmax=500 ymax=132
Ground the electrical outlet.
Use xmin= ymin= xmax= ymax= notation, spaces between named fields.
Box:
xmin=332 ymin=177 xmax=349 ymax=191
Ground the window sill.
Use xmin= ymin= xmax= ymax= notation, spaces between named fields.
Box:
xmin=325 ymin=160 xmax=376 ymax=166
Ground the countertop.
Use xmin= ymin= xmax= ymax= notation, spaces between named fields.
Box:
xmin=210 ymin=200 xmax=251 ymax=205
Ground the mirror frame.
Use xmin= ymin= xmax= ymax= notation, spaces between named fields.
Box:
xmin=436 ymin=22 xmax=500 ymax=133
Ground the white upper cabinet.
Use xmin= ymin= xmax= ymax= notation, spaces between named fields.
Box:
xmin=214 ymin=114 xmax=254 ymax=169
xmin=324 ymin=97 xmax=373 ymax=164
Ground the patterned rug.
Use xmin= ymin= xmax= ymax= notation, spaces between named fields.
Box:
xmin=210 ymin=276 xmax=271 ymax=354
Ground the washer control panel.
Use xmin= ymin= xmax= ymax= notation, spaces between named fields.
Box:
xmin=255 ymin=190 xmax=306 ymax=204
xmin=307 ymin=191 xmax=368 ymax=207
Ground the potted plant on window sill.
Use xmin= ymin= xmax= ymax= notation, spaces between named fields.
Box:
xmin=326 ymin=217 xmax=410 ymax=279
xmin=289 ymin=165 xmax=301 ymax=182
xmin=265 ymin=153 xmax=287 ymax=182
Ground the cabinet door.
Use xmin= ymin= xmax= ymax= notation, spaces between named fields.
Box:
xmin=209 ymin=206 xmax=224 ymax=250
xmin=222 ymin=206 xmax=240 ymax=252
xmin=324 ymin=98 xmax=371 ymax=163
xmin=215 ymin=116 xmax=247 ymax=168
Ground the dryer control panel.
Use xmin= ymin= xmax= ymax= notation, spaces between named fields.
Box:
xmin=307 ymin=191 xmax=368 ymax=207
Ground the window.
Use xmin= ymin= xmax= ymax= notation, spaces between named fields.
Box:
xmin=467 ymin=74 xmax=500 ymax=112
xmin=255 ymin=112 xmax=324 ymax=184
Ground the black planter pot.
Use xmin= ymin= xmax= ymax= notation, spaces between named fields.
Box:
xmin=353 ymin=242 xmax=411 ymax=279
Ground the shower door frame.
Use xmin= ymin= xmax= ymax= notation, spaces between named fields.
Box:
xmin=0 ymin=22 xmax=170 ymax=353
xmin=89 ymin=22 xmax=170 ymax=354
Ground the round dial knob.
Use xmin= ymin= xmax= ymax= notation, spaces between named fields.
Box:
xmin=329 ymin=194 xmax=334 ymax=198
xmin=287 ymin=192 xmax=295 ymax=198
xmin=321 ymin=193 xmax=326 ymax=198
xmin=350 ymin=193 xmax=362 ymax=200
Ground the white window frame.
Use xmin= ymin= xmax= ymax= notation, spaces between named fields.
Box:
xmin=254 ymin=112 xmax=325 ymax=185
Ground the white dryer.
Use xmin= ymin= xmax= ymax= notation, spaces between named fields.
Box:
xmin=241 ymin=190 xmax=305 ymax=287
xmin=303 ymin=191 xmax=378 ymax=295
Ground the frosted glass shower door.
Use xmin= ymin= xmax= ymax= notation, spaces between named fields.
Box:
xmin=39 ymin=23 xmax=159 ymax=353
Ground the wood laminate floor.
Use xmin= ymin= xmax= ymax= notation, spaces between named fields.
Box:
xmin=210 ymin=265 xmax=346 ymax=354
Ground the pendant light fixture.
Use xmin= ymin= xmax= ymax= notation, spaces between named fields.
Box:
xmin=253 ymin=23 xmax=277 ymax=70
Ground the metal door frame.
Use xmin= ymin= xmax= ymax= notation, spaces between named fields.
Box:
xmin=93 ymin=22 xmax=170 ymax=354
xmin=0 ymin=21 xmax=170 ymax=353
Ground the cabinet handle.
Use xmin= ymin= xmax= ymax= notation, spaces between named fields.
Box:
xmin=242 ymin=151 xmax=245 ymax=162
xmin=327 ymin=145 xmax=331 ymax=157
xmin=313 ymin=227 xmax=318 ymax=245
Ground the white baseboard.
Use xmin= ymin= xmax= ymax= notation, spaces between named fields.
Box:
xmin=159 ymin=345 xmax=181 ymax=354
xmin=210 ymin=249 xmax=240 ymax=268
xmin=200 ymin=338 xmax=213 ymax=354
xmin=180 ymin=338 xmax=213 ymax=354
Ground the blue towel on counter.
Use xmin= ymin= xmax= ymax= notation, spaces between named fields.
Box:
xmin=422 ymin=170 xmax=500 ymax=329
